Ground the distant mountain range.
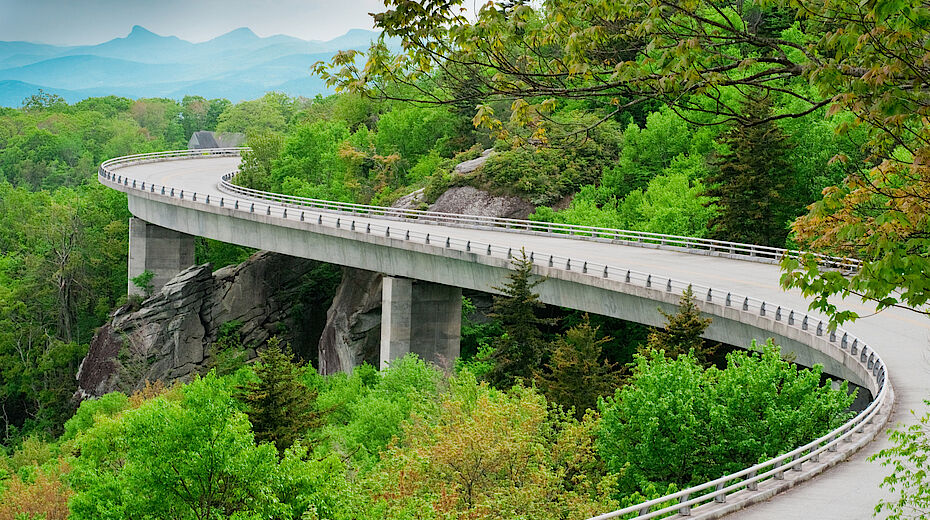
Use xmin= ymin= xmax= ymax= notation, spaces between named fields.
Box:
xmin=0 ymin=26 xmax=385 ymax=107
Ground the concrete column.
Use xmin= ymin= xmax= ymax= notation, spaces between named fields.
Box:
xmin=380 ymin=276 xmax=413 ymax=368
xmin=128 ymin=217 xmax=195 ymax=296
xmin=380 ymin=277 xmax=462 ymax=369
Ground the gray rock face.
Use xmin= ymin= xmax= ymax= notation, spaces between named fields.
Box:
xmin=428 ymin=185 xmax=535 ymax=219
xmin=453 ymin=148 xmax=494 ymax=174
xmin=318 ymin=267 xmax=383 ymax=375
xmin=76 ymin=251 xmax=320 ymax=399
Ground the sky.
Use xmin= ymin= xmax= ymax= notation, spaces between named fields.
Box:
xmin=0 ymin=0 xmax=400 ymax=45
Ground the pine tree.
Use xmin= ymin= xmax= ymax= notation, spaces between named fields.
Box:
xmin=536 ymin=315 xmax=622 ymax=419
xmin=647 ymin=286 xmax=715 ymax=364
xmin=705 ymin=94 xmax=797 ymax=247
xmin=236 ymin=336 xmax=322 ymax=455
xmin=487 ymin=249 xmax=553 ymax=388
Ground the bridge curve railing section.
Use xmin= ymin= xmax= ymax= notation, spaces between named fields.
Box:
xmin=100 ymin=149 xmax=890 ymax=519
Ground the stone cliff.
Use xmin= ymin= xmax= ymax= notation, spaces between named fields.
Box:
xmin=76 ymin=251 xmax=322 ymax=399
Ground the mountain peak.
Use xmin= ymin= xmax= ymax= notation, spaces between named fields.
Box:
xmin=127 ymin=25 xmax=159 ymax=39
xmin=213 ymin=27 xmax=260 ymax=43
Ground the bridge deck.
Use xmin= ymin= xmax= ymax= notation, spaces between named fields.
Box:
xmin=107 ymin=156 xmax=930 ymax=519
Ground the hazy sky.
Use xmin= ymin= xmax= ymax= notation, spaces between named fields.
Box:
xmin=0 ymin=0 xmax=398 ymax=45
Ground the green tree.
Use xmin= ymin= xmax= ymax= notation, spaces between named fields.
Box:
xmin=598 ymin=343 xmax=853 ymax=492
xmin=237 ymin=337 xmax=323 ymax=454
xmin=706 ymin=95 xmax=797 ymax=246
xmin=870 ymin=401 xmax=930 ymax=520
xmin=647 ymin=286 xmax=714 ymax=365
xmin=487 ymin=249 xmax=552 ymax=388
xmin=536 ymin=314 xmax=621 ymax=419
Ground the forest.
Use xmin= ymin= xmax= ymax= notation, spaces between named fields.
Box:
xmin=1 ymin=0 xmax=929 ymax=518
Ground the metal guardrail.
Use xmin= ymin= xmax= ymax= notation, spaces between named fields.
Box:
xmin=99 ymin=149 xmax=888 ymax=519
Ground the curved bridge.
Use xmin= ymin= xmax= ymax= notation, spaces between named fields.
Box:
xmin=99 ymin=149 xmax=929 ymax=519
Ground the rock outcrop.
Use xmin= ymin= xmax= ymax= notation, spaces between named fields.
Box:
xmin=76 ymin=251 xmax=321 ymax=399
xmin=428 ymin=185 xmax=535 ymax=219
xmin=317 ymin=151 xmax=534 ymax=375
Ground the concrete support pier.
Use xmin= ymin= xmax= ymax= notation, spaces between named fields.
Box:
xmin=380 ymin=276 xmax=462 ymax=369
xmin=128 ymin=217 xmax=195 ymax=296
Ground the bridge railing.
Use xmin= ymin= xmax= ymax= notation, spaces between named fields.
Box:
xmin=98 ymin=150 xmax=890 ymax=519
xmin=100 ymin=148 xmax=859 ymax=271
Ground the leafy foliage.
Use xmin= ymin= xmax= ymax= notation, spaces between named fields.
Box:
xmin=536 ymin=315 xmax=622 ymax=419
xmin=487 ymin=250 xmax=552 ymax=388
xmin=870 ymin=401 xmax=930 ymax=519
xmin=647 ymin=286 xmax=715 ymax=365
xmin=598 ymin=343 xmax=854 ymax=493
xmin=237 ymin=337 xmax=324 ymax=455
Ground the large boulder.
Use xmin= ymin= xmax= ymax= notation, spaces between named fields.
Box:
xmin=76 ymin=251 xmax=320 ymax=399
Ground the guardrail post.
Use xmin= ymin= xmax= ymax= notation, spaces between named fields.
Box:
xmin=445 ymin=237 xmax=451 ymax=248
xmin=830 ymin=330 xmax=836 ymax=342
xmin=603 ymin=266 xmax=608 ymax=278
xmin=817 ymin=321 xmax=824 ymax=336
xmin=706 ymin=288 xmax=712 ymax=302
xmin=583 ymin=261 xmax=588 ymax=273
xmin=666 ymin=279 xmax=672 ymax=291
xmin=170 ymin=188 xmax=174 ymax=196
xmin=466 ymin=241 xmax=470 ymax=251
xmin=266 ymin=205 xmax=271 ymax=215
xmin=132 ymin=180 xmax=136 ymax=188
xmin=850 ymin=339 xmax=858 ymax=355
xmin=860 ymin=347 xmax=869 ymax=363
xmin=868 ymin=353 xmax=875 ymax=369
xmin=625 ymin=270 xmax=631 ymax=283
xmin=726 ymin=293 xmax=731 ymax=306
xmin=811 ymin=447 xmax=820 ymax=463
xmin=802 ymin=316 xmax=809 ymax=330
xmin=743 ymin=297 xmax=749 ymax=311
xmin=788 ymin=310 xmax=795 ymax=325
xmin=336 ymin=218 xmax=341 ymax=228
xmin=774 ymin=459 xmax=784 ymax=480
xmin=351 ymin=221 xmax=356 ymax=231
xmin=679 ymin=494 xmax=691 ymax=516
xmin=405 ymin=230 xmax=410 ymax=240
xmin=841 ymin=333 xmax=848 ymax=349
xmin=760 ymin=302 xmax=766 ymax=316
xmin=529 ymin=252 xmax=534 ymax=262
xmin=715 ymin=482 xmax=726 ymax=503
xmin=747 ymin=470 xmax=758 ymax=490
xmin=300 ymin=211 xmax=305 ymax=221
xmin=205 ymin=194 xmax=209 ymax=204
xmin=828 ymin=435 xmax=838 ymax=452
xmin=220 ymin=197 xmax=224 ymax=207
xmin=318 ymin=215 xmax=323 ymax=225
xmin=549 ymin=256 xmax=554 ymax=267
xmin=150 ymin=185 xmax=155 ymax=193
xmin=283 ymin=208 xmax=287 ymax=218
xmin=386 ymin=227 xmax=390 ymax=238
xmin=487 ymin=244 xmax=491 ymax=255
xmin=507 ymin=248 xmax=512 ymax=259
xmin=566 ymin=259 xmax=571 ymax=270
xmin=791 ymin=453 xmax=802 ymax=471
xmin=426 ymin=234 xmax=430 ymax=244
xmin=234 ymin=200 xmax=239 ymax=209
xmin=646 ymin=275 xmax=652 ymax=288
xmin=161 ymin=187 xmax=165 ymax=195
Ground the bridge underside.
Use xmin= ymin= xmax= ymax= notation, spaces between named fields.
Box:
xmin=124 ymin=194 xmax=878 ymax=396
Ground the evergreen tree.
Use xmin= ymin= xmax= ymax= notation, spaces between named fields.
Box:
xmin=236 ymin=336 xmax=322 ymax=455
xmin=487 ymin=249 xmax=553 ymax=388
xmin=705 ymin=94 xmax=797 ymax=247
xmin=647 ymin=286 xmax=715 ymax=365
xmin=537 ymin=315 xmax=622 ymax=419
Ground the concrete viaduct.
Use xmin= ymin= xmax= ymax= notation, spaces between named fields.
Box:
xmin=100 ymin=149 xmax=929 ymax=520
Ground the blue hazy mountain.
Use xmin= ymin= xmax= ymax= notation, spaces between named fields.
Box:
xmin=0 ymin=26 xmax=384 ymax=106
